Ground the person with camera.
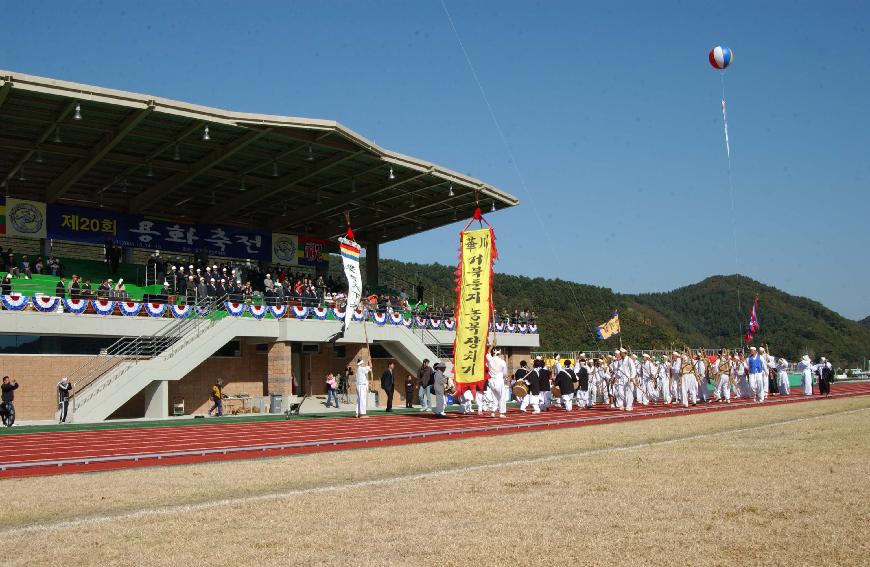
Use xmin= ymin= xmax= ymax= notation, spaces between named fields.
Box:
xmin=1 ymin=376 xmax=19 ymax=427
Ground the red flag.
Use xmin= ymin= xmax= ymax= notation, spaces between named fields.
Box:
xmin=745 ymin=294 xmax=760 ymax=342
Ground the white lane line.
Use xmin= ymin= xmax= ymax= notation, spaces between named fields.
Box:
xmin=2 ymin=405 xmax=867 ymax=537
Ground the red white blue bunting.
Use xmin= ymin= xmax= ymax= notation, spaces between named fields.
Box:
xmin=1 ymin=294 xmax=29 ymax=311
xmin=225 ymin=301 xmax=246 ymax=317
xmin=196 ymin=304 xmax=210 ymax=316
xmin=120 ymin=301 xmax=144 ymax=317
xmin=495 ymin=321 xmax=505 ymax=332
xmin=269 ymin=304 xmax=287 ymax=319
xmin=32 ymin=295 xmax=60 ymax=312
xmin=415 ymin=315 xmax=427 ymax=328
xmin=248 ymin=304 xmax=267 ymax=320
xmin=291 ymin=305 xmax=309 ymax=319
xmin=63 ymin=298 xmax=88 ymax=314
xmin=389 ymin=311 xmax=404 ymax=326
xmin=429 ymin=318 xmax=442 ymax=330
xmin=331 ymin=307 xmax=345 ymax=321
xmin=444 ymin=318 xmax=456 ymax=331
xmin=402 ymin=314 xmax=413 ymax=328
xmin=372 ymin=311 xmax=387 ymax=326
xmin=312 ymin=306 xmax=329 ymax=320
xmin=352 ymin=308 xmax=365 ymax=322
xmin=517 ymin=323 xmax=528 ymax=334
xmin=170 ymin=304 xmax=191 ymax=319
xmin=144 ymin=302 xmax=166 ymax=318
xmin=506 ymin=322 xmax=516 ymax=333
xmin=529 ymin=323 xmax=538 ymax=333
xmin=92 ymin=299 xmax=116 ymax=315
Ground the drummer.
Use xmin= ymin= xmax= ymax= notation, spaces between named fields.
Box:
xmin=573 ymin=354 xmax=591 ymax=409
xmin=555 ymin=359 xmax=576 ymax=411
xmin=520 ymin=360 xmax=542 ymax=414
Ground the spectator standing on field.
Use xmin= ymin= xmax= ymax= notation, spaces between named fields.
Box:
xmin=208 ymin=379 xmax=224 ymax=417
xmin=1 ymin=376 xmax=19 ymax=427
xmin=417 ymin=359 xmax=433 ymax=412
xmin=381 ymin=362 xmax=395 ymax=412
xmin=325 ymin=373 xmax=340 ymax=409
xmin=405 ymin=374 xmax=414 ymax=408
xmin=57 ymin=377 xmax=73 ymax=423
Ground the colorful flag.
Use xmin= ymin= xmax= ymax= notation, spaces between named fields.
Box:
xmin=595 ymin=311 xmax=621 ymax=340
xmin=338 ymin=232 xmax=362 ymax=336
xmin=453 ymin=227 xmax=497 ymax=392
xmin=745 ymin=294 xmax=760 ymax=342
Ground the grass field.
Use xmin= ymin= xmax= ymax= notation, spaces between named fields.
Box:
xmin=4 ymin=396 xmax=870 ymax=566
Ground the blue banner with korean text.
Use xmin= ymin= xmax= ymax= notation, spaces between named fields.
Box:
xmin=46 ymin=203 xmax=271 ymax=261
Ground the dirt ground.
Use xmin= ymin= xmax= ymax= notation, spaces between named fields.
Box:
xmin=4 ymin=396 xmax=869 ymax=566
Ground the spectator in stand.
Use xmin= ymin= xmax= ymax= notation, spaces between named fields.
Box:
xmin=1 ymin=274 xmax=12 ymax=295
xmin=81 ymin=277 xmax=92 ymax=298
xmin=216 ymin=278 xmax=226 ymax=299
xmin=196 ymin=277 xmax=207 ymax=304
xmin=19 ymin=255 xmax=32 ymax=279
xmin=69 ymin=275 xmax=81 ymax=300
xmin=416 ymin=282 xmax=424 ymax=304
xmin=114 ymin=278 xmax=127 ymax=298
xmin=35 ymin=256 xmax=44 ymax=275
xmin=159 ymin=281 xmax=170 ymax=304
xmin=98 ymin=279 xmax=111 ymax=298
xmin=55 ymin=276 xmax=67 ymax=298
xmin=206 ymin=278 xmax=216 ymax=299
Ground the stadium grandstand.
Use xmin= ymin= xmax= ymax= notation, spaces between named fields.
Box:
xmin=0 ymin=70 xmax=538 ymax=423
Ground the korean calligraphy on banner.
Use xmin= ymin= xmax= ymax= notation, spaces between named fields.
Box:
xmin=595 ymin=311 xmax=621 ymax=340
xmin=45 ymin=202 xmax=270 ymax=260
xmin=453 ymin=227 xmax=497 ymax=389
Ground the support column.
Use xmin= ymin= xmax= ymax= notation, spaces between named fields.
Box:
xmin=365 ymin=241 xmax=379 ymax=287
xmin=267 ymin=341 xmax=294 ymax=400
xmin=143 ymin=380 xmax=169 ymax=419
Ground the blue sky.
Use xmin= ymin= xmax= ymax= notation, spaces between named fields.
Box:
xmin=3 ymin=1 xmax=869 ymax=319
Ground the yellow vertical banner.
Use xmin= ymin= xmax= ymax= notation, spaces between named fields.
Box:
xmin=453 ymin=227 xmax=495 ymax=388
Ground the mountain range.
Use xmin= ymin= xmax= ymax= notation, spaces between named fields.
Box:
xmin=372 ymin=259 xmax=870 ymax=368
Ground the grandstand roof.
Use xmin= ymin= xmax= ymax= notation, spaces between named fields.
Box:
xmin=0 ymin=70 xmax=518 ymax=244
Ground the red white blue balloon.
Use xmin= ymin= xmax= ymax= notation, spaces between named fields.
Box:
xmin=709 ymin=46 xmax=733 ymax=70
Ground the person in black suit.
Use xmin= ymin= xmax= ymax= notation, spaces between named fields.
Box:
xmin=55 ymin=276 xmax=67 ymax=299
xmin=381 ymin=362 xmax=395 ymax=412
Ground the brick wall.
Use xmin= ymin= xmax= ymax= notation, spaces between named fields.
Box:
xmin=0 ymin=355 xmax=98 ymax=420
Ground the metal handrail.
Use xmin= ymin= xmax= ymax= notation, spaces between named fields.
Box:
xmin=69 ymin=294 xmax=229 ymax=402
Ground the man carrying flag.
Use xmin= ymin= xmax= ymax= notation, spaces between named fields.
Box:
xmin=337 ymin=227 xmax=363 ymax=339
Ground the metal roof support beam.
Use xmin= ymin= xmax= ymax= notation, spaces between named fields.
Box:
xmin=129 ymin=128 xmax=270 ymax=211
xmin=0 ymin=81 xmax=12 ymax=111
xmin=1 ymin=100 xmax=78 ymax=188
xmin=343 ymin=191 xmax=475 ymax=237
xmin=272 ymin=170 xmax=431 ymax=232
xmin=205 ymin=150 xmax=367 ymax=222
xmin=45 ymin=105 xmax=154 ymax=202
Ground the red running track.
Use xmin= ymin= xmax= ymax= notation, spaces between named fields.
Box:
xmin=2 ymin=383 xmax=868 ymax=479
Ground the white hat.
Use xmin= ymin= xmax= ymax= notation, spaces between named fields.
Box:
xmin=493 ymin=348 xmax=502 ymax=355
xmin=620 ymin=348 xmax=628 ymax=354
xmin=802 ymin=355 xmax=811 ymax=362
xmin=210 ymin=278 xmax=215 ymax=282
xmin=213 ymin=264 xmax=217 ymax=269
xmin=750 ymin=346 xmax=757 ymax=351
xmin=61 ymin=376 xmax=68 ymax=383
xmin=642 ymin=353 xmax=650 ymax=358
xmin=672 ymin=351 xmax=679 ymax=357
xmin=171 ymin=265 xmax=177 ymax=270
xmin=759 ymin=347 xmax=765 ymax=352
xmin=188 ymin=275 xmax=194 ymax=280
xmin=821 ymin=356 xmax=827 ymax=362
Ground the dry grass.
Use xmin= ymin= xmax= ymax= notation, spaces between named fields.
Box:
xmin=5 ymin=396 xmax=870 ymax=566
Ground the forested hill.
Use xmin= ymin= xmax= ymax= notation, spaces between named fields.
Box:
xmin=372 ymin=259 xmax=870 ymax=367
xmin=861 ymin=316 xmax=870 ymax=330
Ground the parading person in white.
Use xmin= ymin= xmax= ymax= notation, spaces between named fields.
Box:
xmin=354 ymin=358 xmax=372 ymax=418
xmin=485 ymin=348 xmax=508 ymax=418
